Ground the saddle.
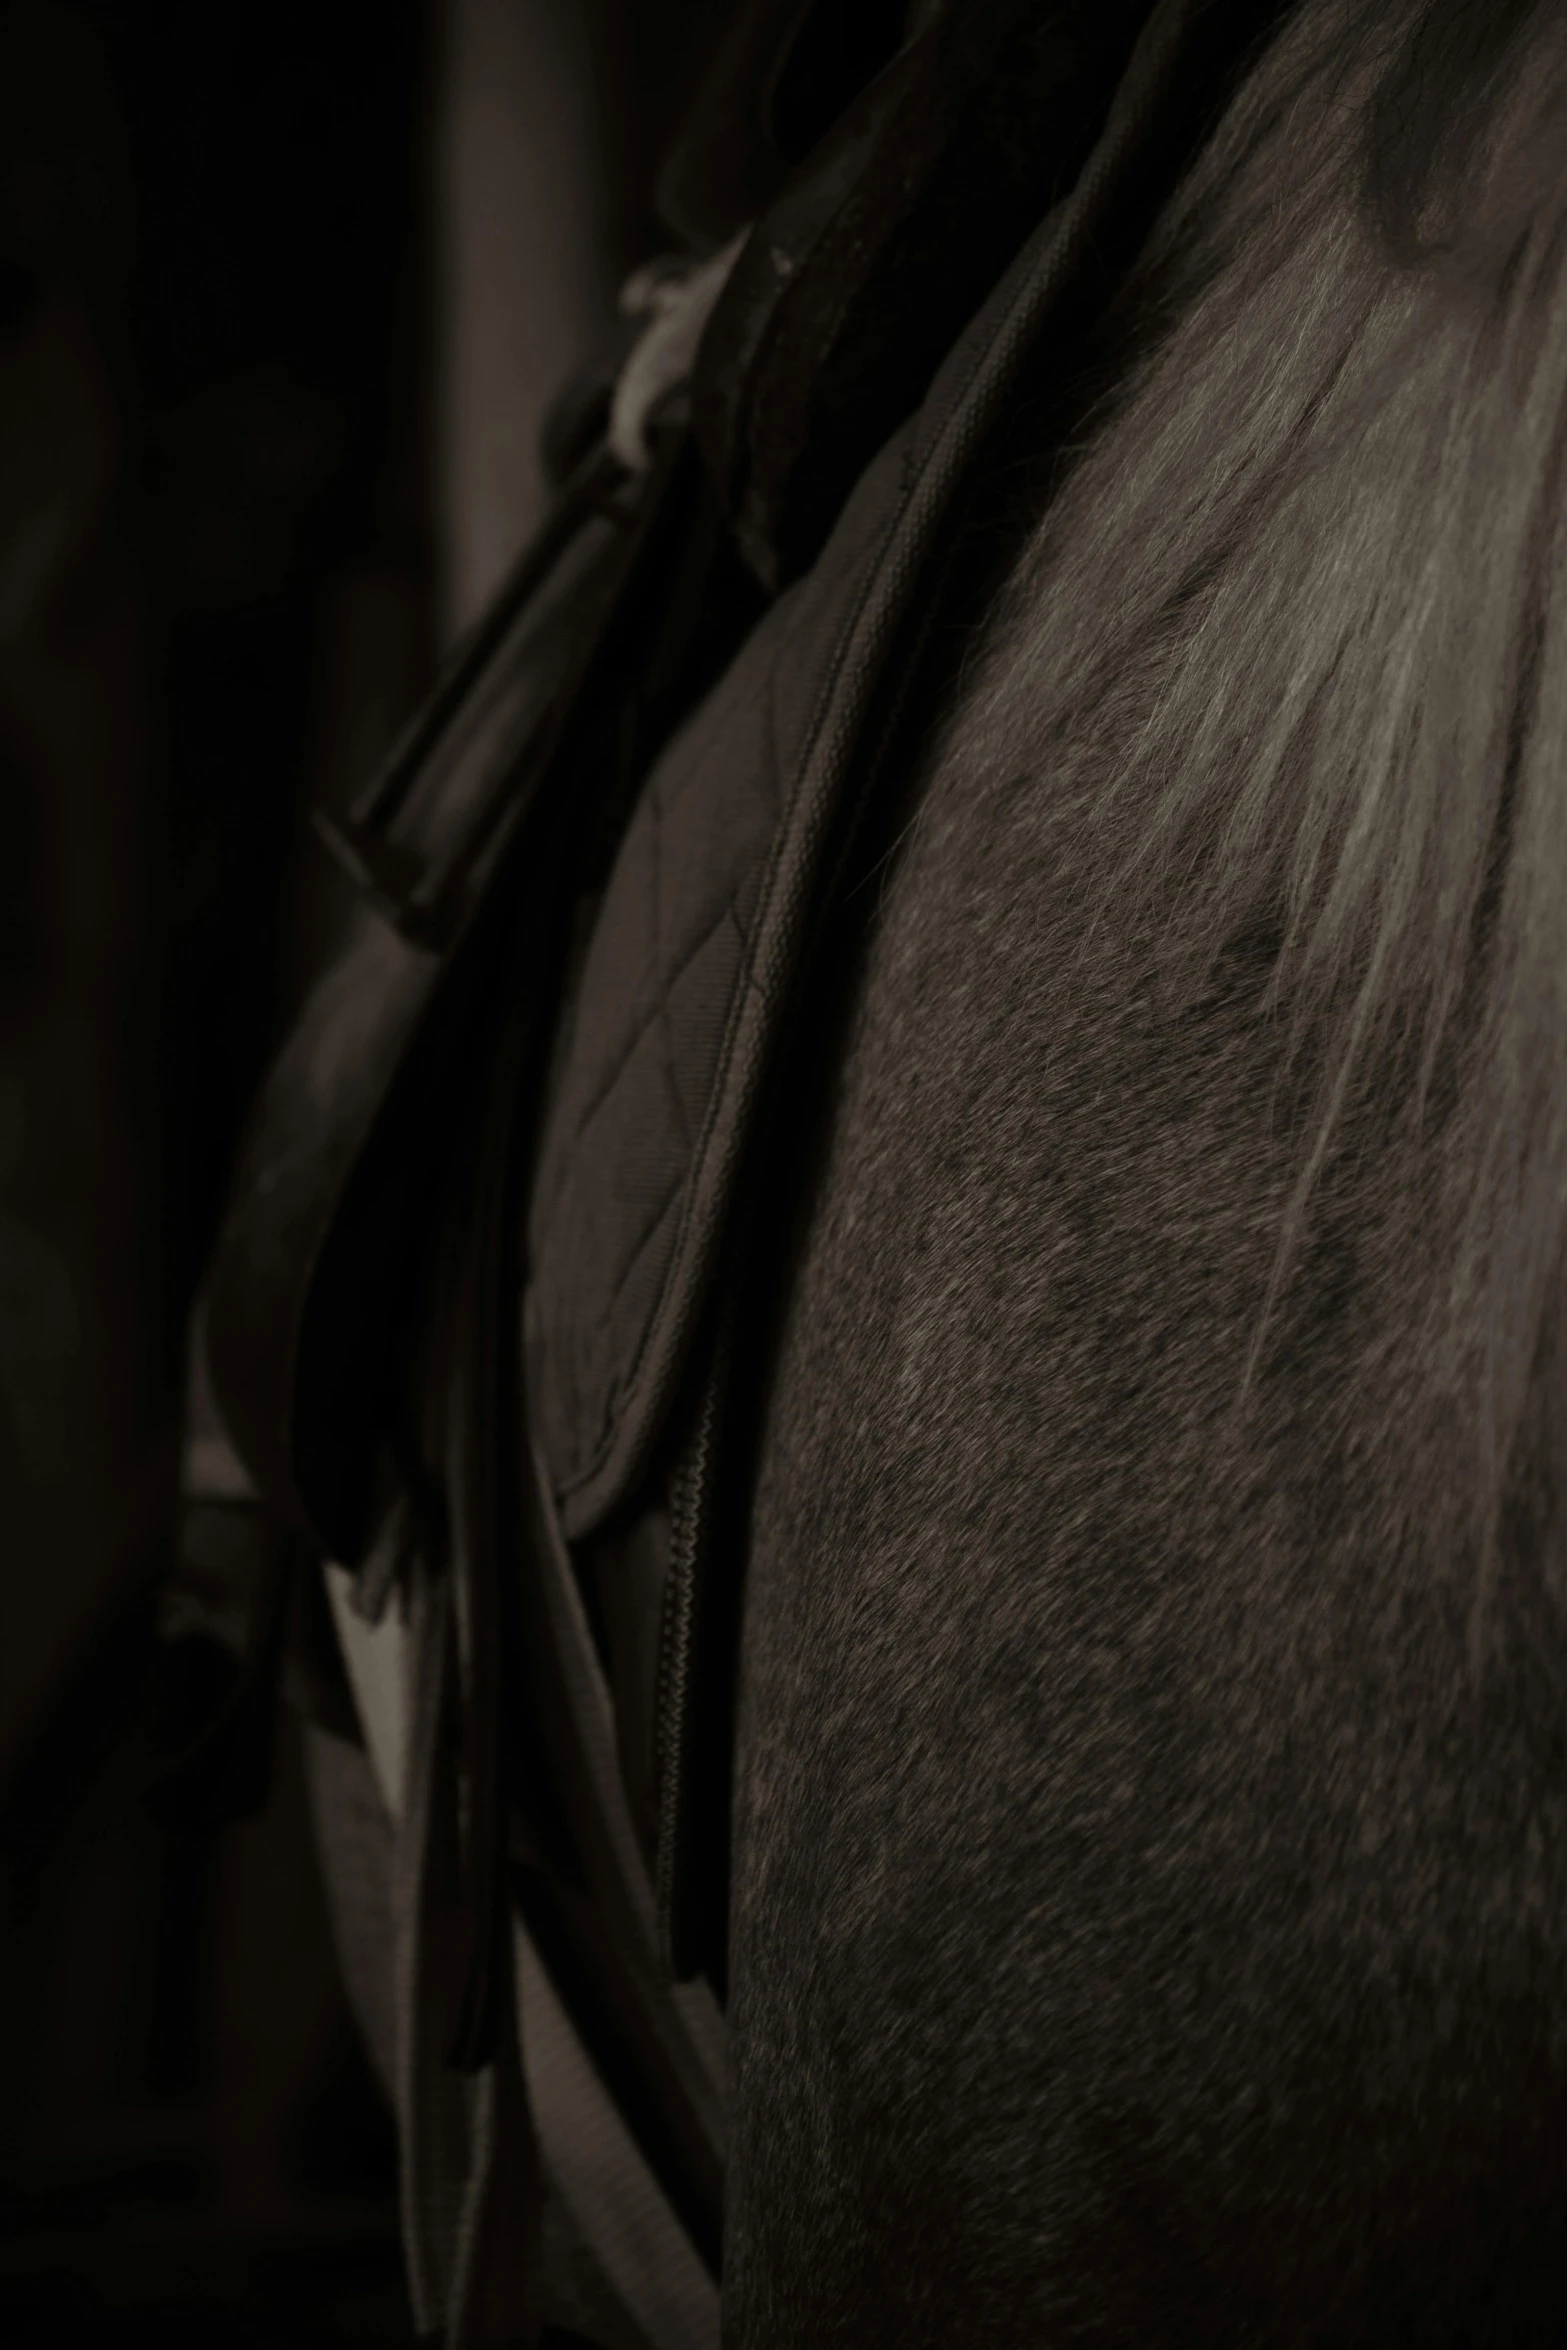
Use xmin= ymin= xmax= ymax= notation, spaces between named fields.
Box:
xmin=160 ymin=3 xmax=1286 ymax=2340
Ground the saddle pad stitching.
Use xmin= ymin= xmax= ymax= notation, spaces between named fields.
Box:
xmin=567 ymin=870 xmax=749 ymax=1369
xmin=536 ymin=882 xmax=748 ymax=1240
xmin=549 ymin=885 xmax=750 ymax=1390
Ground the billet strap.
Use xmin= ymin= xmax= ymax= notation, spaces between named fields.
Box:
xmin=515 ymin=1916 xmax=720 ymax=2350
xmin=512 ymin=1360 xmax=728 ymax=2263
xmin=393 ymin=1556 xmax=488 ymax=2335
xmin=328 ymin=1559 xmax=711 ymax=2350
xmin=382 ymin=1555 xmax=541 ymax=2346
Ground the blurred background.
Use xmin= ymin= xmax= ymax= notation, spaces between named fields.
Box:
xmin=0 ymin=1 xmax=730 ymax=2337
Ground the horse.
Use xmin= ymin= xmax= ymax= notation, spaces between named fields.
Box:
xmin=292 ymin=0 xmax=1567 ymax=2337
xmin=716 ymin=0 xmax=1567 ymax=2337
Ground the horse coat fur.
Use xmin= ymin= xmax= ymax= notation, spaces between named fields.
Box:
xmin=709 ymin=0 xmax=1567 ymax=2339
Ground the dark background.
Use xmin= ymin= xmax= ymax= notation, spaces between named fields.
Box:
xmin=0 ymin=3 xmax=728 ymax=2337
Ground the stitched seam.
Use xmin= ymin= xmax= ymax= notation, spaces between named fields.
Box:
xmin=537 ymin=878 xmax=744 ymax=1239
xmin=572 ymin=895 xmax=744 ymax=1357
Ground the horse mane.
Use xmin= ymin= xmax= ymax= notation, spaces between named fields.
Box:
xmin=946 ymin=0 xmax=1567 ymax=1606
